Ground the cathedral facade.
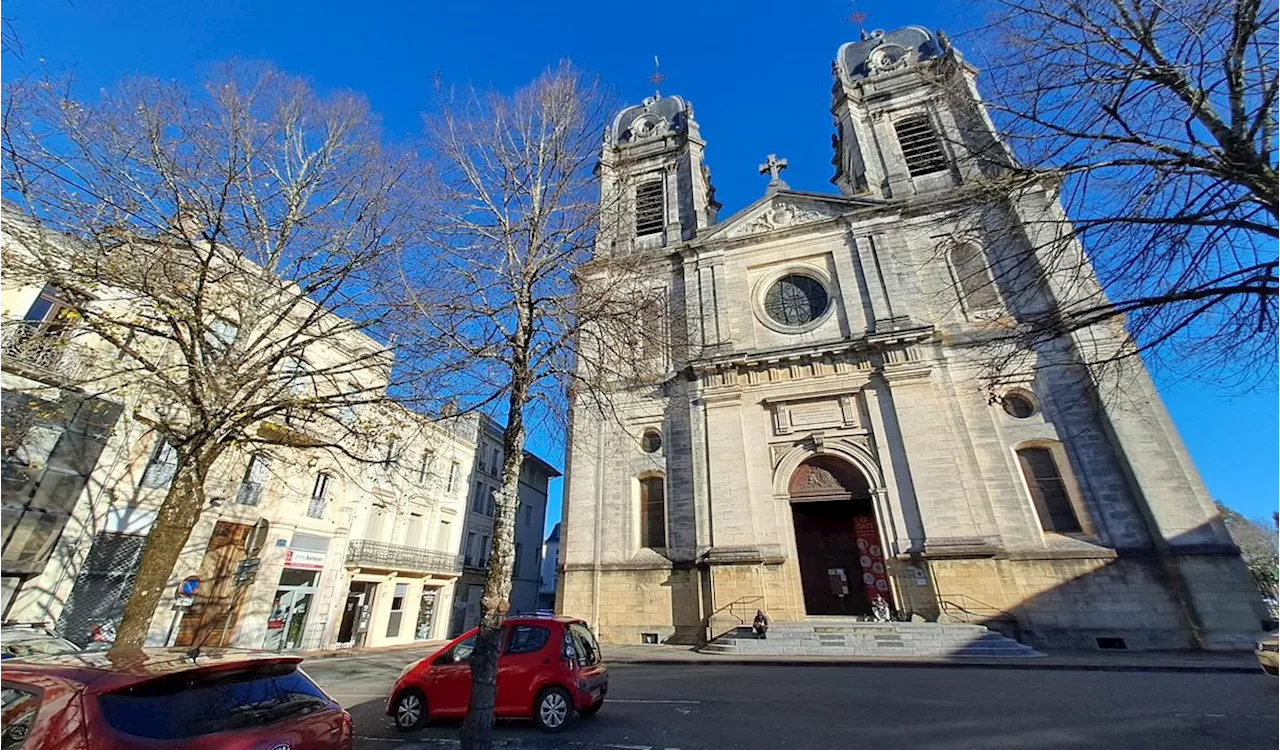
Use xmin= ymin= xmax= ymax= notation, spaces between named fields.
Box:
xmin=557 ymin=26 xmax=1264 ymax=650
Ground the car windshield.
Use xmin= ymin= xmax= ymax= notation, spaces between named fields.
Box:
xmin=97 ymin=661 xmax=330 ymax=739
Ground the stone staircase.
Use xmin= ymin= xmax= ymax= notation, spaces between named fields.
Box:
xmin=700 ymin=618 xmax=1043 ymax=658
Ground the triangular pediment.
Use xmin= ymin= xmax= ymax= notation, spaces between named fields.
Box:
xmin=704 ymin=190 xmax=885 ymax=242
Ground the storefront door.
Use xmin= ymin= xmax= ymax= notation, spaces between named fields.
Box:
xmin=263 ymin=569 xmax=318 ymax=652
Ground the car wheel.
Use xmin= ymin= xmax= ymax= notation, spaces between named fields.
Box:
xmin=393 ymin=688 xmax=428 ymax=732
xmin=578 ymin=698 xmax=604 ymax=717
xmin=534 ymin=687 xmax=573 ymax=732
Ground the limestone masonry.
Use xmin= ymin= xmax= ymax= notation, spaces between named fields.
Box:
xmin=557 ymin=26 xmax=1266 ymax=651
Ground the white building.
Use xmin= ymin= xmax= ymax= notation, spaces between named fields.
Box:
xmin=1 ymin=206 xmax=473 ymax=650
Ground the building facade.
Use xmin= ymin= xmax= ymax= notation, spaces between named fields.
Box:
xmin=449 ymin=417 xmax=559 ymax=636
xmin=538 ymin=522 xmax=560 ymax=611
xmin=1 ymin=207 xmax=473 ymax=651
xmin=558 ymin=27 xmax=1267 ymax=650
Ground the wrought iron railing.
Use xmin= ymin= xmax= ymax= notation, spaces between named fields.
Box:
xmin=1 ymin=324 xmax=95 ymax=385
xmin=346 ymin=539 xmax=463 ymax=575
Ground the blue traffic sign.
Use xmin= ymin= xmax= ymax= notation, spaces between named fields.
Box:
xmin=179 ymin=576 xmax=200 ymax=596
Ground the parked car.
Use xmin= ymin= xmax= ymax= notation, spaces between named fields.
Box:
xmin=387 ymin=615 xmax=607 ymax=733
xmin=0 ymin=648 xmax=352 ymax=749
xmin=1257 ymin=631 xmax=1278 ymax=676
xmin=0 ymin=625 xmax=81 ymax=660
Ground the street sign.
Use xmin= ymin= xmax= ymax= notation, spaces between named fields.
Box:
xmin=178 ymin=576 xmax=200 ymax=597
xmin=173 ymin=595 xmax=195 ymax=609
xmin=234 ymin=557 xmax=261 ymax=587
xmin=244 ymin=519 xmax=270 ymax=557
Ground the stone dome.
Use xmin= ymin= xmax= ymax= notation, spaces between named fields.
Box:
xmin=608 ymin=94 xmax=689 ymax=147
xmin=836 ymin=26 xmax=941 ymax=83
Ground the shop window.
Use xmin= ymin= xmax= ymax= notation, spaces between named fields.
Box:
xmin=385 ymin=582 xmax=409 ymax=638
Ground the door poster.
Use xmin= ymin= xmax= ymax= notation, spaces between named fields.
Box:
xmin=853 ymin=515 xmax=893 ymax=608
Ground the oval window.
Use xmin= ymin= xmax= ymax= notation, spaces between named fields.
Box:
xmin=641 ymin=429 xmax=662 ymax=453
xmin=1002 ymin=393 xmax=1036 ymax=419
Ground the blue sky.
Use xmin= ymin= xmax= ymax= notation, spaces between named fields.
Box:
xmin=4 ymin=0 xmax=1276 ymax=531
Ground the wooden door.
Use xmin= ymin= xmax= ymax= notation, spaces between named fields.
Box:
xmin=175 ymin=521 xmax=253 ymax=647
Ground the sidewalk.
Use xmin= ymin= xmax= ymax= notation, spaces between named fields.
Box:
xmin=597 ymin=642 xmax=1264 ymax=674
xmin=299 ymin=638 xmax=1263 ymax=674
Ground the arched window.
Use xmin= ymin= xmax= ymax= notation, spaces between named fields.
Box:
xmin=893 ymin=115 xmax=948 ymax=177
xmin=635 ymin=180 xmax=665 ymax=236
xmin=639 ymin=475 xmax=667 ymax=549
xmin=948 ymin=243 xmax=1001 ymax=314
xmin=1016 ymin=447 xmax=1082 ymax=533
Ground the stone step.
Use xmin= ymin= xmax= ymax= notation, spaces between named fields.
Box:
xmin=702 ymin=620 xmax=1042 ymax=658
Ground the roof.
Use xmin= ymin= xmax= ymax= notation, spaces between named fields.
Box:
xmin=836 ymin=26 xmax=940 ymax=83
xmin=608 ymin=94 xmax=690 ymax=147
xmin=522 ymin=450 xmax=562 ymax=479
xmin=0 ymin=648 xmax=302 ymax=692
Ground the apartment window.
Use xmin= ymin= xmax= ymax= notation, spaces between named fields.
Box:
xmin=140 ymin=438 xmax=178 ymax=488
xmin=405 ymin=512 xmax=424 ymax=548
xmin=492 ymin=448 xmax=502 ymax=474
xmin=485 ymin=488 xmax=495 ymax=517
xmin=384 ymin=437 xmax=398 ymax=472
xmin=635 ymin=180 xmax=665 ymax=236
xmin=366 ymin=504 xmax=387 ymax=542
xmin=205 ymin=317 xmax=238 ymax=356
xmin=894 ymin=114 xmax=948 ymax=177
xmin=307 ymin=472 xmax=330 ymax=519
xmin=523 ymin=505 xmax=532 ymax=527
xmin=236 ymin=454 xmax=270 ymax=506
xmin=466 ymin=531 xmax=478 ymax=566
xmin=436 ymin=518 xmax=452 ymax=549
xmin=385 ymin=582 xmax=409 ymax=638
xmin=447 ymin=462 xmax=459 ymax=492
xmin=480 ymin=535 xmax=491 ymax=564
xmin=418 ymin=450 xmax=433 ymax=483
xmin=514 ymin=542 xmax=523 ymax=578
xmin=949 ymin=243 xmax=1001 ymax=313
xmin=1017 ymin=447 xmax=1083 ymax=534
xmin=471 ymin=482 xmax=484 ymax=514
xmin=639 ymin=475 xmax=667 ymax=549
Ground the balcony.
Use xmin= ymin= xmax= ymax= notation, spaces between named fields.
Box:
xmin=346 ymin=539 xmax=463 ymax=576
xmin=1 ymin=324 xmax=96 ymax=386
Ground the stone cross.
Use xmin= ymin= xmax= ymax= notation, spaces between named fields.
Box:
xmin=758 ymin=154 xmax=789 ymax=187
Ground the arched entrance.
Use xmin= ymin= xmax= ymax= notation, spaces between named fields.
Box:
xmin=789 ymin=457 xmax=891 ymax=616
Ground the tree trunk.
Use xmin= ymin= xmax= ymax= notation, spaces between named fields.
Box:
xmin=460 ymin=362 xmax=532 ymax=750
xmin=110 ymin=449 xmax=213 ymax=653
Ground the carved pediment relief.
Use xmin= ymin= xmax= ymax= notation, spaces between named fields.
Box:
xmin=725 ymin=199 xmax=840 ymax=239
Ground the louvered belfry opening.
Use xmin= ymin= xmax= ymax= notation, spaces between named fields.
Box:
xmin=893 ymin=115 xmax=948 ymax=177
xmin=634 ymin=180 xmax=665 ymax=236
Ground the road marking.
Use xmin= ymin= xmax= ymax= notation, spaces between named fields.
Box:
xmin=608 ymin=699 xmax=700 ymax=704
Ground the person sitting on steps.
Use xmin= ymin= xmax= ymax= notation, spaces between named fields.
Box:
xmin=752 ymin=609 xmax=769 ymax=640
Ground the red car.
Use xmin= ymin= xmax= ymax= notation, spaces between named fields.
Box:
xmin=387 ymin=615 xmax=607 ymax=733
xmin=0 ymin=648 xmax=352 ymax=749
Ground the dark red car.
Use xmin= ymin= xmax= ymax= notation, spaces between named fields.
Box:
xmin=387 ymin=615 xmax=607 ymax=733
xmin=0 ymin=648 xmax=352 ymax=749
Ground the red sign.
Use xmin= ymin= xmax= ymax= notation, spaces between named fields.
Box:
xmin=284 ymin=549 xmax=325 ymax=570
xmin=853 ymin=515 xmax=893 ymax=608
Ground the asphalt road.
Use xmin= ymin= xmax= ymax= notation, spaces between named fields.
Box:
xmin=302 ymin=649 xmax=1278 ymax=750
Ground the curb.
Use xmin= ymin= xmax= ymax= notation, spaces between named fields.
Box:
xmin=603 ymin=656 xmax=1262 ymax=674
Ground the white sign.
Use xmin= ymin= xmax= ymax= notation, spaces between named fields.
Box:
xmin=173 ymin=595 xmax=195 ymax=609
xmin=284 ymin=549 xmax=326 ymax=570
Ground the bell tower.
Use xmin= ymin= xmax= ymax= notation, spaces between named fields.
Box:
xmin=830 ymin=26 xmax=1012 ymax=199
xmin=597 ymin=95 xmax=720 ymax=255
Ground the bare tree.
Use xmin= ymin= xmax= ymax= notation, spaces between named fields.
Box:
xmin=392 ymin=63 xmax=666 ymax=749
xmin=953 ymin=0 xmax=1278 ymax=386
xmin=2 ymin=63 xmax=422 ymax=651
xmin=1216 ymin=501 xmax=1279 ymax=604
